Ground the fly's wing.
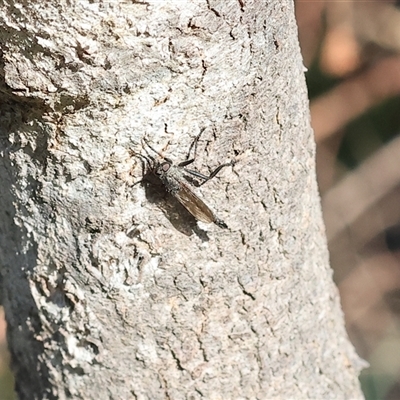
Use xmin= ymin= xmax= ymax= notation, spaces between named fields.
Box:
xmin=172 ymin=184 xmax=216 ymax=224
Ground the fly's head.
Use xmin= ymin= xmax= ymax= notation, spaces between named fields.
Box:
xmin=131 ymin=138 xmax=174 ymax=186
xmin=155 ymin=161 xmax=172 ymax=178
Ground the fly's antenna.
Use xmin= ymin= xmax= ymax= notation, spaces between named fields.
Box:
xmin=129 ymin=145 xmax=155 ymax=186
xmin=142 ymin=138 xmax=172 ymax=163
xmin=130 ymin=144 xmax=154 ymax=166
xmin=130 ymin=138 xmax=157 ymax=168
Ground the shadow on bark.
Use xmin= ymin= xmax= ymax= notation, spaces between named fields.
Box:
xmin=0 ymin=77 xmax=57 ymax=400
xmin=139 ymin=178 xmax=211 ymax=240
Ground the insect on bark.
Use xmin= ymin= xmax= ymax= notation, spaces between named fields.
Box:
xmin=132 ymin=131 xmax=234 ymax=228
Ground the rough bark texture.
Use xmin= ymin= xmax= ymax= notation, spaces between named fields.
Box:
xmin=0 ymin=0 xmax=365 ymax=399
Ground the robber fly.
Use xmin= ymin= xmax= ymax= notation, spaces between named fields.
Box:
xmin=132 ymin=131 xmax=234 ymax=228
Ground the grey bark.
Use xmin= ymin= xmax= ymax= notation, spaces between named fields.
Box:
xmin=0 ymin=0 xmax=365 ymax=399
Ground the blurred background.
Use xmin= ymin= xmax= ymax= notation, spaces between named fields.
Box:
xmin=1 ymin=1 xmax=400 ymax=398
xmin=297 ymin=0 xmax=400 ymax=399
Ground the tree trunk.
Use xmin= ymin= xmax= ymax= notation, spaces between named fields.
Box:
xmin=0 ymin=0 xmax=365 ymax=399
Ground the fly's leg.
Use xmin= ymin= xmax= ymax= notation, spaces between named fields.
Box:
xmin=181 ymin=128 xmax=207 ymax=166
xmin=183 ymin=161 xmax=235 ymax=186
xmin=180 ymin=128 xmax=235 ymax=185
xmin=196 ymin=161 xmax=235 ymax=186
